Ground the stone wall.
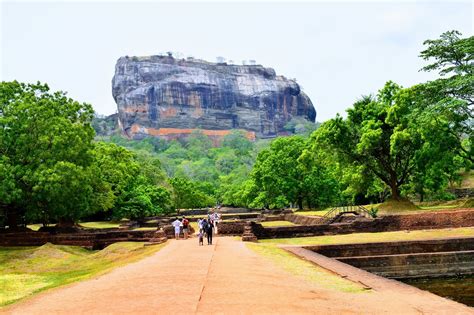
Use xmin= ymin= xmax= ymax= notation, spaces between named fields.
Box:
xmin=215 ymin=221 xmax=246 ymax=235
xmin=306 ymin=237 xmax=474 ymax=279
xmin=254 ymin=209 xmax=474 ymax=239
xmin=448 ymin=188 xmax=474 ymax=198
xmin=0 ymin=229 xmax=166 ymax=249
xmin=284 ymin=213 xmax=322 ymax=225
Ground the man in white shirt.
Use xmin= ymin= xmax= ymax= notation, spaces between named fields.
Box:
xmin=172 ymin=218 xmax=181 ymax=240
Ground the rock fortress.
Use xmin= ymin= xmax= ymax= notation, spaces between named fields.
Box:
xmin=112 ymin=55 xmax=316 ymax=140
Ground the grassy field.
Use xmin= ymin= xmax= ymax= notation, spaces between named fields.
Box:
xmin=260 ymin=221 xmax=296 ymax=227
xmin=259 ymin=227 xmax=474 ymax=246
xmin=246 ymin=243 xmax=365 ymax=293
xmin=293 ymin=209 xmax=330 ymax=216
xmin=27 ymin=221 xmax=123 ymax=231
xmin=79 ymin=221 xmax=122 ymax=229
xmin=0 ymin=242 xmax=166 ymax=306
xmin=131 ymin=227 xmax=157 ymax=231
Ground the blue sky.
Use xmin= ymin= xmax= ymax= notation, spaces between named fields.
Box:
xmin=1 ymin=1 xmax=472 ymax=121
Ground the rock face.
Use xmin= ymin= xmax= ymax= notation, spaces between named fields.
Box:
xmin=112 ymin=55 xmax=316 ymax=139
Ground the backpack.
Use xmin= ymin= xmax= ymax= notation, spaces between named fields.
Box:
xmin=182 ymin=219 xmax=189 ymax=228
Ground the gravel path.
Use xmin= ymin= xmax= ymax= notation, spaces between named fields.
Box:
xmin=3 ymin=237 xmax=472 ymax=314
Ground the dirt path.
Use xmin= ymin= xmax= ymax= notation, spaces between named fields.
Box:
xmin=3 ymin=237 xmax=472 ymax=314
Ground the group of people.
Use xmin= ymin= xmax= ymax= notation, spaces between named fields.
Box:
xmin=171 ymin=216 xmax=190 ymax=240
xmin=197 ymin=212 xmax=221 ymax=245
xmin=171 ymin=212 xmax=221 ymax=246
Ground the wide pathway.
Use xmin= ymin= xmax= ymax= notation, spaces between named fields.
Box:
xmin=3 ymin=237 xmax=473 ymax=314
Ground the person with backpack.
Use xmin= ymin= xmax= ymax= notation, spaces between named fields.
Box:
xmin=206 ymin=219 xmax=214 ymax=245
xmin=182 ymin=216 xmax=189 ymax=240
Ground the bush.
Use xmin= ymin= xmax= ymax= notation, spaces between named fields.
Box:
xmin=367 ymin=207 xmax=379 ymax=218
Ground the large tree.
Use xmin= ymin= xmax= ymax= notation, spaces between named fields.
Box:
xmin=416 ymin=30 xmax=473 ymax=163
xmin=312 ymin=82 xmax=423 ymax=200
xmin=0 ymin=81 xmax=96 ymax=227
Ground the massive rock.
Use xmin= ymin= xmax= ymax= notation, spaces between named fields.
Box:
xmin=112 ymin=55 xmax=316 ymax=140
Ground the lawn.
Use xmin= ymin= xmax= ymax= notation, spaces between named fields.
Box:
xmin=0 ymin=242 xmax=166 ymax=306
xmin=27 ymin=221 xmax=123 ymax=231
xmin=260 ymin=221 xmax=296 ymax=227
xmin=259 ymin=227 xmax=474 ymax=246
xmin=246 ymin=243 xmax=365 ymax=293
xmin=131 ymin=227 xmax=157 ymax=231
xmin=79 ymin=221 xmax=122 ymax=229
xmin=293 ymin=209 xmax=330 ymax=216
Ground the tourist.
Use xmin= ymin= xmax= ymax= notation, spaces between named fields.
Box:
xmin=171 ymin=217 xmax=181 ymax=240
xmin=182 ymin=216 xmax=189 ymax=239
xmin=213 ymin=212 xmax=220 ymax=234
xmin=206 ymin=219 xmax=214 ymax=245
xmin=198 ymin=230 xmax=204 ymax=246
xmin=197 ymin=218 xmax=203 ymax=233
xmin=201 ymin=218 xmax=208 ymax=234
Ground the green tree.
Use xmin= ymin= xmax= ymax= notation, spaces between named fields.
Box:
xmin=169 ymin=177 xmax=214 ymax=211
xmin=0 ymin=81 xmax=95 ymax=227
xmin=250 ymin=136 xmax=307 ymax=209
xmin=222 ymin=130 xmax=253 ymax=156
xmin=312 ymin=82 xmax=423 ymax=200
xmin=417 ymin=30 xmax=473 ymax=163
xmin=91 ymin=142 xmax=171 ymax=220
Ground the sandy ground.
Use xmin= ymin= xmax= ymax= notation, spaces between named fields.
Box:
xmin=2 ymin=237 xmax=473 ymax=314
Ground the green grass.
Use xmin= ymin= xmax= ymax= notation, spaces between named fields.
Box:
xmin=259 ymin=227 xmax=474 ymax=246
xmin=26 ymin=224 xmax=42 ymax=231
xmin=293 ymin=209 xmax=330 ymax=216
xmin=131 ymin=227 xmax=157 ymax=231
xmin=27 ymin=221 xmax=123 ymax=231
xmin=79 ymin=221 xmax=121 ymax=229
xmin=246 ymin=243 xmax=365 ymax=293
xmin=260 ymin=221 xmax=296 ymax=227
xmin=0 ymin=242 xmax=166 ymax=307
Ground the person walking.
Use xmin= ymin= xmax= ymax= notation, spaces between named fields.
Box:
xmin=206 ymin=219 xmax=214 ymax=245
xmin=172 ymin=217 xmax=181 ymax=240
xmin=182 ymin=216 xmax=189 ymax=240
xmin=213 ymin=212 xmax=220 ymax=234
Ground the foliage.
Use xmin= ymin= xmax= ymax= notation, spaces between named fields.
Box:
xmin=311 ymin=82 xmax=424 ymax=200
xmin=0 ymin=82 xmax=171 ymax=226
xmin=91 ymin=142 xmax=171 ymax=220
xmin=0 ymin=81 xmax=96 ymax=225
xmin=169 ymin=177 xmax=214 ymax=211
xmin=417 ymin=30 xmax=473 ymax=163
xmin=247 ymin=136 xmax=340 ymax=209
xmin=367 ymin=206 xmax=379 ymax=218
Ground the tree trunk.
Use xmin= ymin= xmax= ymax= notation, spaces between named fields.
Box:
xmin=57 ymin=217 xmax=75 ymax=228
xmin=7 ymin=208 xmax=19 ymax=230
xmin=389 ymin=174 xmax=401 ymax=200
xmin=419 ymin=190 xmax=424 ymax=202
xmin=297 ymin=197 xmax=303 ymax=210
xmin=390 ymin=185 xmax=400 ymax=200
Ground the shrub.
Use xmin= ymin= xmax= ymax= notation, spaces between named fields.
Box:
xmin=367 ymin=206 xmax=379 ymax=218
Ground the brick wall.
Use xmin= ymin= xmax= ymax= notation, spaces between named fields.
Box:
xmin=254 ymin=209 xmax=474 ymax=239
